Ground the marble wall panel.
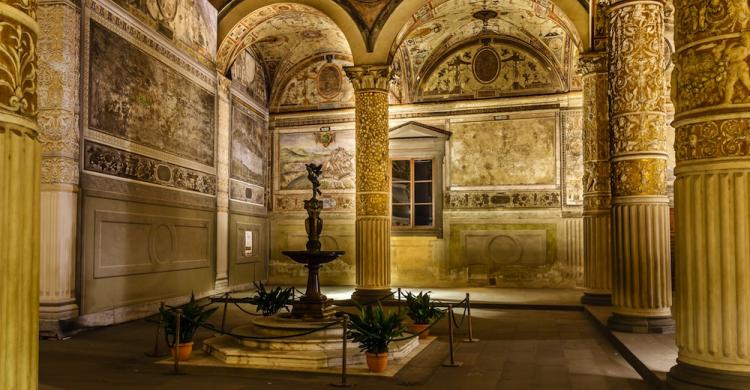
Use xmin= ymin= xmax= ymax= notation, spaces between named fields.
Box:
xmin=88 ymin=21 xmax=215 ymax=167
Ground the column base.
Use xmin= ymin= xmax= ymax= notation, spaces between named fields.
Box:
xmin=351 ymin=288 xmax=392 ymax=304
xmin=607 ymin=312 xmax=675 ymax=334
xmin=668 ymin=362 xmax=750 ymax=390
xmin=39 ymin=302 xmax=79 ymax=339
xmin=580 ymin=292 xmax=612 ymax=306
xmin=214 ymin=278 xmax=229 ymax=293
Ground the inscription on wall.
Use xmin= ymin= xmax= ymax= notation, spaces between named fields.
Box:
xmin=88 ymin=21 xmax=216 ymax=167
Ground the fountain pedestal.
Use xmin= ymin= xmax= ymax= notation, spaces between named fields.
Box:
xmin=282 ymin=250 xmax=344 ymax=319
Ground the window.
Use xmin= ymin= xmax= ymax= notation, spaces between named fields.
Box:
xmin=391 ymin=159 xmax=434 ymax=229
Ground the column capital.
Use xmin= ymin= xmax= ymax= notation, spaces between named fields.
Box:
xmin=577 ymin=52 xmax=608 ymax=76
xmin=344 ymin=65 xmax=391 ymax=92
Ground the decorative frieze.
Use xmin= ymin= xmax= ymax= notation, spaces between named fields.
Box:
xmin=84 ymin=141 xmax=217 ymax=195
xmin=274 ymin=193 xmax=355 ymax=212
xmin=446 ymin=190 xmax=561 ymax=209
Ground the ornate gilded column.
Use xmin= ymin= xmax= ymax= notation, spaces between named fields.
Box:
xmin=578 ymin=52 xmax=613 ymax=305
xmin=344 ymin=65 xmax=392 ymax=302
xmin=37 ymin=0 xmax=80 ymax=337
xmin=668 ymin=1 xmax=750 ymax=388
xmin=0 ymin=1 xmax=41 ymax=389
xmin=606 ymin=0 xmax=674 ymax=333
xmin=215 ymin=74 xmax=231 ymax=291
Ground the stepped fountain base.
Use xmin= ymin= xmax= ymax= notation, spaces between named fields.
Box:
xmin=202 ymin=313 xmax=420 ymax=369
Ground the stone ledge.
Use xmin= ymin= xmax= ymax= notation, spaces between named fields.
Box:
xmin=584 ymin=305 xmax=676 ymax=390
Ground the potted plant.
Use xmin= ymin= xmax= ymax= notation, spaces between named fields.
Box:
xmin=405 ymin=291 xmax=442 ymax=339
xmin=347 ymin=303 xmax=406 ymax=373
xmin=160 ymin=293 xmax=217 ymax=361
xmin=253 ymin=282 xmax=294 ymax=316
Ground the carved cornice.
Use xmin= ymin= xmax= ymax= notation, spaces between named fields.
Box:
xmin=344 ymin=65 xmax=391 ymax=92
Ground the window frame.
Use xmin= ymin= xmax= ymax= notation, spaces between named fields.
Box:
xmin=391 ymin=158 xmax=436 ymax=230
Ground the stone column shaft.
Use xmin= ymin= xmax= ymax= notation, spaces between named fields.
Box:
xmin=37 ymin=0 xmax=81 ymax=336
xmin=345 ymin=65 xmax=391 ymax=301
xmin=607 ymin=0 xmax=674 ymax=333
xmin=215 ymin=75 xmax=231 ymax=291
xmin=0 ymin=1 xmax=41 ymax=388
xmin=668 ymin=1 xmax=750 ymax=388
xmin=579 ymin=52 xmax=613 ymax=305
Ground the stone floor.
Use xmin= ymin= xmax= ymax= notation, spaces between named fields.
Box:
xmin=40 ymin=297 xmax=652 ymax=389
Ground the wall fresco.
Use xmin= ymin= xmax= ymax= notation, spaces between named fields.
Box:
xmin=278 ymin=131 xmax=355 ymax=191
xmin=108 ymin=0 xmax=216 ymax=64
xmin=450 ymin=117 xmax=556 ymax=187
xmin=231 ymin=49 xmax=267 ymax=105
xmin=230 ymin=102 xmax=266 ymax=187
xmin=84 ymin=141 xmax=217 ymax=195
xmin=88 ymin=21 xmax=215 ymax=166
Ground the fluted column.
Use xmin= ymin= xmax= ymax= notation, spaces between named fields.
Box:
xmin=667 ymin=1 xmax=750 ymax=388
xmin=0 ymin=1 xmax=41 ymax=389
xmin=579 ymin=52 xmax=613 ymax=306
xmin=37 ymin=0 xmax=80 ymax=336
xmin=606 ymin=0 xmax=674 ymax=333
xmin=344 ymin=65 xmax=391 ymax=302
xmin=215 ymin=74 xmax=231 ymax=291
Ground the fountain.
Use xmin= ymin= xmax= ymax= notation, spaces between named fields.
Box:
xmin=202 ymin=164 xmax=418 ymax=369
xmin=282 ymin=163 xmax=344 ymax=320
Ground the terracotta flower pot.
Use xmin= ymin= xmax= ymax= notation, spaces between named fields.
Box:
xmin=410 ymin=323 xmax=430 ymax=339
xmin=366 ymin=352 xmax=389 ymax=373
xmin=170 ymin=341 xmax=194 ymax=361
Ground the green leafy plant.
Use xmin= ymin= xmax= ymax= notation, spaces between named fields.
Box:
xmin=253 ymin=282 xmax=293 ymax=316
xmin=405 ymin=291 xmax=442 ymax=325
xmin=160 ymin=293 xmax=218 ymax=344
xmin=347 ymin=303 xmax=406 ymax=354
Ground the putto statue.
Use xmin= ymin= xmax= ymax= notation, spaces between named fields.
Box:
xmin=305 ymin=163 xmax=323 ymax=199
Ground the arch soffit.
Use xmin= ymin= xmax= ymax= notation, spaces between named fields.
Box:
xmin=217 ymin=0 xmax=364 ymax=74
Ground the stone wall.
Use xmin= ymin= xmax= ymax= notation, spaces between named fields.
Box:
xmin=75 ymin=0 xmax=269 ymax=324
xmin=268 ymin=94 xmax=584 ymax=288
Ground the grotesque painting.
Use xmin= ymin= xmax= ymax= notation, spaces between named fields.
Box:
xmin=450 ymin=117 xmax=556 ymax=187
xmin=108 ymin=0 xmax=217 ymax=63
xmin=88 ymin=22 xmax=215 ymax=167
xmin=278 ymin=131 xmax=355 ymax=191
xmin=419 ymin=41 xmax=560 ymax=100
xmin=274 ymin=59 xmax=354 ymax=112
xmin=231 ymin=102 xmax=266 ymax=187
xmin=563 ymin=111 xmax=584 ymax=206
xmin=231 ymin=49 xmax=267 ymax=105
xmin=84 ymin=141 xmax=216 ymax=195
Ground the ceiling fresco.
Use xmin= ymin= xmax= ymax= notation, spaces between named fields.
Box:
xmin=391 ymin=0 xmax=581 ymax=102
xmin=217 ymin=4 xmax=352 ymax=85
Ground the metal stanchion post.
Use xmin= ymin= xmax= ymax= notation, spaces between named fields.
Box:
xmin=173 ymin=309 xmax=182 ymax=374
xmin=331 ymin=314 xmax=352 ymax=387
xmin=442 ymin=305 xmax=462 ymax=367
xmin=463 ymin=293 xmax=479 ymax=343
xmin=220 ymin=293 xmax=229 ymax=334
